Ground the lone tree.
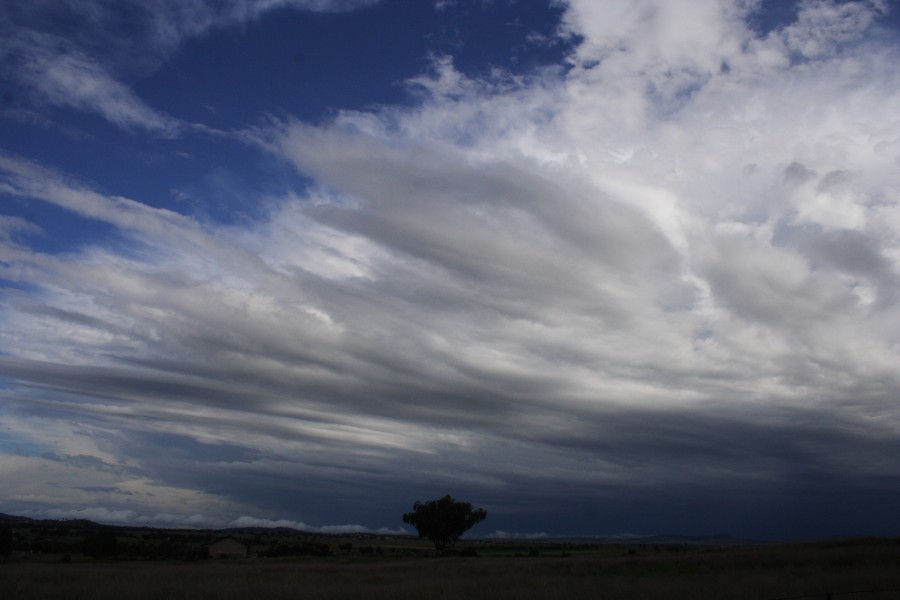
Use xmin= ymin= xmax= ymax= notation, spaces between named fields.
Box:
xmin=402 ymin=495 xmax=487 ymax=555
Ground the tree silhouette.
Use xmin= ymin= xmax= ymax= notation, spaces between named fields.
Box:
xmin=402 ymin=495 xmax=487 ymax=555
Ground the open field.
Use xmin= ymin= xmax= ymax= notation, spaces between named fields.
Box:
xmin=4 ymin=538 xmax=900 ymax=600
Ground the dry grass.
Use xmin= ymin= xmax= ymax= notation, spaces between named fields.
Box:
xmin=4 ymin=539 xmax=900 ymax=600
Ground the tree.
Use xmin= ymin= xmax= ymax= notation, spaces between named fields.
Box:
xmin=402 ymin=495 xmax=487 ymax=555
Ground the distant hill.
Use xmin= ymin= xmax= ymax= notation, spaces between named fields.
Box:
xmin=0 ymin=513 xmax=757 ymax=544
xmin=0 ymin=513 xmax=35 ymax=523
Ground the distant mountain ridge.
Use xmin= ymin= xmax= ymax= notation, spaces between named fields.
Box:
xmin=0 ymin=513 xmax=756 ymax=543
xmin=0 ymin=513 xmax=35 ymax=523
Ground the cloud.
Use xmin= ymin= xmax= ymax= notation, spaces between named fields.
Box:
xmin=779 ymin=0 xmax=889 ymax=59
xmin=0 ymin=215 xmax=41 ymax=242
xmin=18 ymin=507 xmax=229 ymax=529
xmin=0 ymin=0 xmax=381 ymax=132
xmin=5 ymin=33 xmax=181 ymax=135
xmin=0 ymin=151 xmax=199 ymax=242
xmin=229 ymin=515 xmax=409 ymax=535
xmin=1 ymin=0 xmax=900 ymax=537
xmin=10 ymin=507 xmax=409 ymax=534
xmin=3 ymin=1 xmax=382 ymax=68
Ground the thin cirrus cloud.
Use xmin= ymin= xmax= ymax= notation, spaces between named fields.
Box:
xmin=1 ymin=0 xmax=900 ymax=538
xmin=0 ymin=0 xmax=381 ymax=134
xmin=19 ymin=39 xmax=182 ymax=136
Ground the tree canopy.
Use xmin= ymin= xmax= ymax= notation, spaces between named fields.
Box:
xmin=402 ymin=495 xmax=487 ymax=555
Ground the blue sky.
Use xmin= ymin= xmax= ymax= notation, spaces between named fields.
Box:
xmin=2 ymin=0 xmax=900 ymax=541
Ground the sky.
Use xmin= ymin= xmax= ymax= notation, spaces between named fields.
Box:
xmin=1 ymin=0 xmax=900 ymax=542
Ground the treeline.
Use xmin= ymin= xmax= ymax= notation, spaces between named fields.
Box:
xmin=13 ymin=529 xmax=212 ymax=560
xmin=1 ymin=520 xmax=226 ymax=561
xmin=0 ymin=518 xmax=428 ymax=562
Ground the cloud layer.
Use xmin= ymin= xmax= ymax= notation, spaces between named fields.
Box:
xmin=2 ymin=0 xmax=900 ymax=539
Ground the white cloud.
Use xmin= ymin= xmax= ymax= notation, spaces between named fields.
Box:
xmin=0 ymin=152 xmax=194 ymax=231
xmin=0 ymin=215 xmax=41 ymax=242
xmin=25 ymin=45 xmax=180 ymax=135
xmin=0 ymin=27 xmax=181 ymax=135
xmin=779 ymin=0 xmax=888 ymax=59
xmin=228 ymin=515 xmax=407 ymax=534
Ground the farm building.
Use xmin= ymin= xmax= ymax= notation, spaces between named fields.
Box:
xmin=208 ymin=537 xmax=249 ymax=559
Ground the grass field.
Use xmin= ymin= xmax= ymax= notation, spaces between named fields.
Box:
xmin=4 ymin=538 xmax=900 ymax=600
